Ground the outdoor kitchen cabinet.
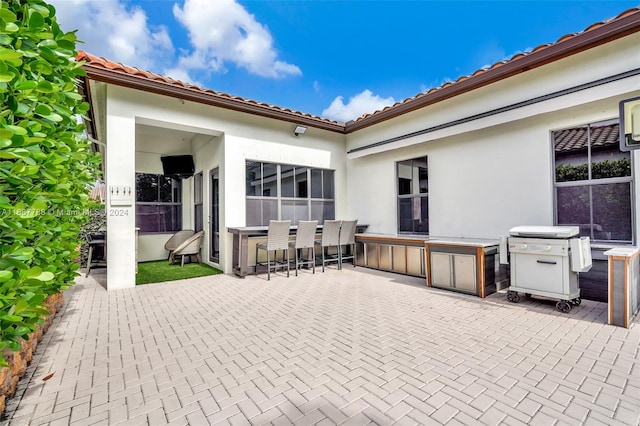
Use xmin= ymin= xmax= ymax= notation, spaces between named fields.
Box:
xmin=355 ymin=235 xmax=426 ymax=277
xmin=430 ymin=252 xmax=477 ymax=293
xmin=425 ymin=238 xmax=502 ymax=298
xmin=354 ymin=234 xmax=504 ymax=296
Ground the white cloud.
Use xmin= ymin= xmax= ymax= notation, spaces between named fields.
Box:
xmin=313 ymin=81 xmax=320 ymax=93
xmin=322 ymin=90 xmax=395 ymax=122
xmin=50 ymin=0 xmax=174 ymax=70
xmin=172 ymin=0 xmax=301 ymax=80
xmin=473 ymin=39 xmax=506 ymax=70
xmin=164 ymin=66 xmax=202 ymax=87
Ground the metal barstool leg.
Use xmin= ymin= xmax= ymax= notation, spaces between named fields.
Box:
xmin=283 ymin=249 xmax=288 ymax=276
xmin=352 ymin=243 xmax=356 ymax=267
xmin=286 ymin=247 xmax=290 ymax=277
xmin=86 ymin=245 xmax=94 ymax=278
xmin=311 ymin=247 xmax=315 ymax=274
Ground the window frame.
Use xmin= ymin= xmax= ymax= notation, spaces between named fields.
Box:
xmin=245 ymin=161 xmax=335 ymax=226
xmin=552 ymin=119 xmax=634 ymax=245
xmin=193 ymin=171 xmax=203 ymax=232
xmin=135 ymin=172 xmax=183 ymax=234
xmin=396 ymin=156 xmax=429 ymax=235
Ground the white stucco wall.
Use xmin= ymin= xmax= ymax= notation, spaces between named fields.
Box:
xmin=347 ymin=96 xmax=640 ymax=241
xmin=346 ymin=118 xmax=555 ymax=239
xmin=105 ymin=113 xmax=136 ymax=290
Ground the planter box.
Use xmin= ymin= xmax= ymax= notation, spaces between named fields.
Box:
xmin=0 ymin=292 xmax=64 ymax=415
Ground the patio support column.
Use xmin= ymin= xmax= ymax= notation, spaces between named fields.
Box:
xmin=105 ymin=115 xmax=136 ymax=290
xmin=604 ymin=247 xmax=640 ymax=328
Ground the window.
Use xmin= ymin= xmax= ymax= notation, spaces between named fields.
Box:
xmin=246 ymin=161 xmax=335 ymax=226
xmin=194 ymin=172 xmax=203 ymax=232
xmin=136 ymin=173 xmax=182 ymax=233
xmin=553 ymin=119 xmax=632 ymax=243
xmin=397 ymin=156 xmax=428 ymax=234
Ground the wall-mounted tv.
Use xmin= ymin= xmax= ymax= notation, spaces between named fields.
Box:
xmin=161 ymin=155 xmax=195 ymax=179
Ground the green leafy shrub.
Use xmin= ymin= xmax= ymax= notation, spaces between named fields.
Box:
xmin=0 ymin=0 xmax=99 ymax=366
xmin=555 ymin=162 xmax=588 ymax=182
xmin=591 ymin=158 xmax=632 ymax=179
xmin=555 ymin=158 xmax=631 ymax=182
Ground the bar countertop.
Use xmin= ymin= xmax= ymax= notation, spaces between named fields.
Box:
xmin=426 ymin=236 xmax=500 ymax=248
xmin=355 ymin=233 xmax=500 ymax=247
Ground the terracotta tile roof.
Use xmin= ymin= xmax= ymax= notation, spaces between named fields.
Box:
xmin=554 ymin=123 xmax=619 ymax=153
xmin=347 ymin=6 xmax=640 ymax=130
xmin=76 ymin=51 xmax=345 ymax=132
xmin=77 ymin=6 xmax=640 ymax=135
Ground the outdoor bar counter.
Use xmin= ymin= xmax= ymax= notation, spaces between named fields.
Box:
xmin=355 ymin=234 xmax=506 ymax=298
xmin=228 ymin=224 xmax=368 ymax=277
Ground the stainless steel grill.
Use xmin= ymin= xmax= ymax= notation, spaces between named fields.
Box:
xmin=500 ymin=226 xmax=592 ymax=313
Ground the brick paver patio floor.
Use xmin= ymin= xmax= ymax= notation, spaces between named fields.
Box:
xmin=2 ymin=267 xmax=640 ymax=425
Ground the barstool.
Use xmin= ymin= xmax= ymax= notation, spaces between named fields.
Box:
xmin=315 ymin=220 xmax=342 ymax=272
xmin=338 ymin=220 xmax=358 ymax=269
xmin=289 ymin=220 xmax=318 ymax=276
xmin=85 ymin=232 xmax=106 ymax=277
xmin=255 ymin=220 xmax=291 ymax=280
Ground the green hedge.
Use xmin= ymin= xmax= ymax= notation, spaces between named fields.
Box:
xmin=556 ymin=158 xmax=631 ymax=182
xmin=0 ymin=1 xmax=99 ymax=366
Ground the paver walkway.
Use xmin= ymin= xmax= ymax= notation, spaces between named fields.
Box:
xmin=2 ymin=267 xmax=640 ymax=425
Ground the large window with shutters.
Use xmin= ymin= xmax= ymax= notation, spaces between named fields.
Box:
xmin=136 ymin=173 xmax=182 ymax=233
xmin=246 ymin=161 xmax=335 ymax=226
xmin=397 ymin=156 xmax=428 ymax=234
xmin=553 ymin=119 xmax=633 ymax=243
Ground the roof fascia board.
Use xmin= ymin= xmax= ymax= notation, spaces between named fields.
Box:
xmin=82 ymin=66 xmax=346 ymax=134
xmin=345 ymin=9 xmax=640 ymax=133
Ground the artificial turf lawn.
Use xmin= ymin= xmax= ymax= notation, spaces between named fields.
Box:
xmin=136 ymin=260 xmax=222 ymax=285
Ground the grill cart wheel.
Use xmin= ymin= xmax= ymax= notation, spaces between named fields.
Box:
xmin=570 ymin=298 xmax=581 ymax=306
xmin=507 ymin=291 xmax=520 ymax=303
xmin=556 ymin=300 xmax=572 ymax=313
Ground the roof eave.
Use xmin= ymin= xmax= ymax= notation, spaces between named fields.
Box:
xmin=345 ymin=9 xmax=640 ymax=133
xmin=81 ymin=65 xmax=347 ymax=134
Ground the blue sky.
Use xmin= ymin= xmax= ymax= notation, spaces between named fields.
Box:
xmin=50 ymin=0 xmax=639 ymax=122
